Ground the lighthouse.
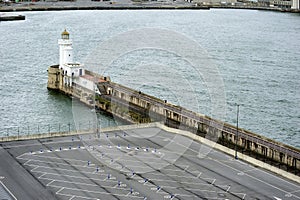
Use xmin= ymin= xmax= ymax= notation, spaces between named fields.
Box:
xmin=57 ymin=29 xmax=85 ymax=87
xmin=58 ymin=29 xmax=73 ymax=69
xmin=47 ymin=29 xmax=103 ymax=96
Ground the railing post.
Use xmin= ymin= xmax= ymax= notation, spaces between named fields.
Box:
xmin=48 ymin=124 xmax=50 ymax=134
xmin=235 ymin=104 xmax=240 ymax=160
xmin=68 ymin=123 xmax=71 ymax=133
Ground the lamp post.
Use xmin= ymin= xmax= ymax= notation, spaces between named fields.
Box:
xmin=235 ymin=104 xmax=240 ymax=160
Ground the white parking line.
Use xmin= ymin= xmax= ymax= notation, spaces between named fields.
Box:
xmin=38 ymin=173 xmax=46 ymax=178
xmin=23 ymin=159 xmax=32 ymax=166
xmin=33 ymin=170 xmax=109 ymax=182
xmin=52 ymin=185 xmax=145 ymax=199
xmin=197 ymin=172 xmax=202 ymax=178
xmin=47 ymin=180 xmax=55 ymax=186
xmin=28 ymin=164 xmax=105 ymax=174
xmin=20 ymin=153 xmax=89 ymax=164
xmin=69 ymin=195 xmax=76 ymax=200
xmin=0 ymin=181 xmax=17 ymax=200
xmin=20 ymin=157 xmax=98 ymax=171
xmin=45 ymin=179 xmax=130 ymax=191
xmin=226 ymin=186 xmax=231 ymax=192
xmin=56 ymin=187 xmax=65 ymax=194
xmin=30 ymin=166 xmax=39 ymax=172
xmin=56 ymin=192 xmax=95 ymax=200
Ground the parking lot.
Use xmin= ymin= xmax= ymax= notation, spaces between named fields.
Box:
xmin=1 ymin=126 xmax=300 ymax=200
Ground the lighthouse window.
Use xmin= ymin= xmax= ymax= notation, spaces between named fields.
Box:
xmin=69 ymin=54 xmax=71 ymax=57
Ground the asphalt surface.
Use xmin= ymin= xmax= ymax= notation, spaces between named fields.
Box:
xmin=0 ymin=126 xmax=299 ymax=200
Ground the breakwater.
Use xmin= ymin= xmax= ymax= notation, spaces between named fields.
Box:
xmin=47 ymin=66 xmax=300 ymax=174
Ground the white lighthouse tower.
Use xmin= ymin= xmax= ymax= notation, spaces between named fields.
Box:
xmin=58 ymin=29 xmax=85 ymax=87
xmin=58 ymin=29 xmax=73 ymax=69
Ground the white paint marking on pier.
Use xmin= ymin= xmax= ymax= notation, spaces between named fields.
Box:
xmin=30 ymin=166 xmax=39 ymax=172
xmin=285 ymin=193 xmax=293 ymax=197
xmin=197 ymin=172 xmax=202 ymax=178
xmin=46 ymin=180 xmax=55 ymax=186
xmin=211 ymin=179 xmax=216 ymax=185
xmin=23 ymin=159 xmax=32 ymax=166
xmin=226 ymin=186 xmax=231 ymax=192
xmin=38 ymin=173 xmax=46 ymax=178
xmin=56 ymin=187 xmax=65 ymax=194
xmin=0 ymin=181 xmax=17 ymax=200
xmin=22 ymin=153 xmax=90 ymax=164
xmin=68 ymin=195 xmax=76 ymax=200
xmin=16 ymin=153 xmax=27 ymax=159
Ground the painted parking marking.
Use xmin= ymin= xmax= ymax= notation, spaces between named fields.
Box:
xmin=54 ymin=186 xmax=145 ymax=199
xmin=47 ymin=180 xmax=55 ymax=186
xmin=34 ymin=170 xmax=108 ymax=182
xmin=13 ymin=133 xmax=257 ymax=200
xmin=38 ymin=173 xmax=46 ymax=178
xmin=48 ymin=180 xmax=130 ymax=193
xmin=19 ymin=152 xmax=89 ymax=164
xmin=0 ymin=180 xmax=17 ymax=200
xmin=24 ymin=159 xmax=103 ymax=174
xmin=40 ymin=176 xmax=119 ymax=189
xmin=30 ymin=166 xmax=39 ymax=172
xmin=30 ymin=165 xmax=105 ymax=176
xmin=68 ymin=195 xmax=76 ymax=200
xmin=56 ymin=187 xmax=65 ymax=194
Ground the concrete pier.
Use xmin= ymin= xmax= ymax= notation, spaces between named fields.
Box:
xmin=47 ymin=65 xmax=300 ymax=175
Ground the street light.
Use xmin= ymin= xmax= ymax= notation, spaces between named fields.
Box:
xmin=235 ymin=104 xmax=240 ymax=160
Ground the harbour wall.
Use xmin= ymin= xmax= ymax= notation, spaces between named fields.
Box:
xmin=47 ymin=65 xmax=300 ymax=174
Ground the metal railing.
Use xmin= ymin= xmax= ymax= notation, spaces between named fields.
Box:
xmin=0 ymin=119 xmax=118 ymax=138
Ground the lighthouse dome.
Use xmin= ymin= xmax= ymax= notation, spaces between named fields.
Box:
xmin=61 ymin=29 xmax=70 ymax=40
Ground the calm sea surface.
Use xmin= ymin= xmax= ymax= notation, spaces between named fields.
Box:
xmin=0 ymin=9 xmax=299 ymax=148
